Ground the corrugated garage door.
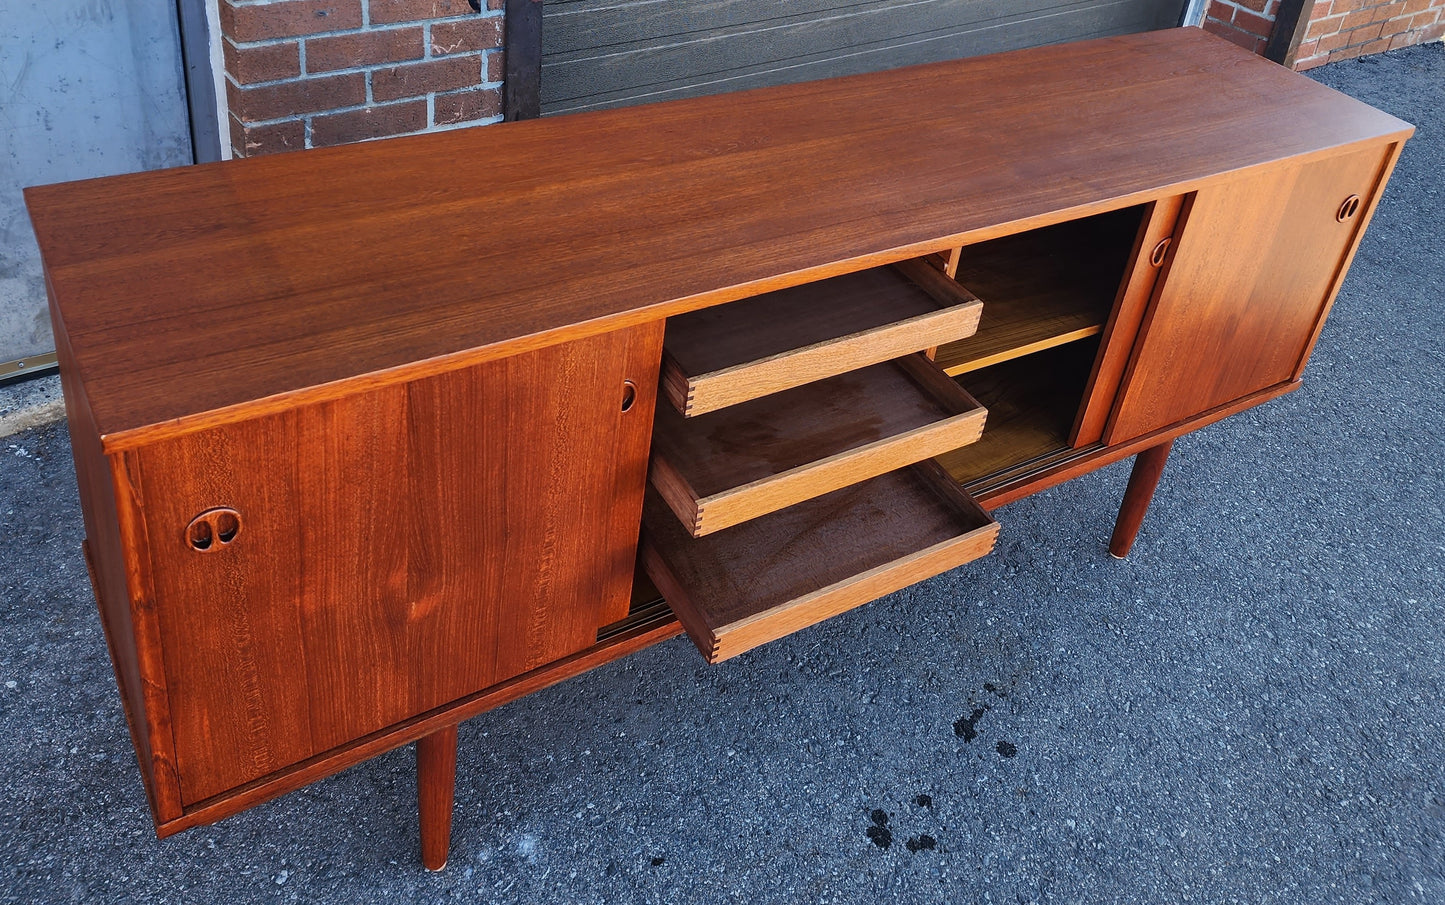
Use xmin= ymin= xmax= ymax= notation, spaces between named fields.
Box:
xmin=542 ymin=0 xmax=1185 ymax=115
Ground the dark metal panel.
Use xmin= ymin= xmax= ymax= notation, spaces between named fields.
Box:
xmin=541 ymin=0 xmax=1185 ymax=115
xmin=505 ymin=0 xmax=544 ymax=119
xmin=1265 ymin=0 xmax=1315 ymax=65
xmin=176 ymin=0 xmax=223 ymax=163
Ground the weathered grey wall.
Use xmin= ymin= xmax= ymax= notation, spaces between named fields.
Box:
xmin=0 ymin=0 xmax=192 ymax=364
xmin=542 ymin=0 xmax=1186 ymax=115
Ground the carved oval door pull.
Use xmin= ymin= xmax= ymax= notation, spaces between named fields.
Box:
xmin=187 ymin=508 xmax=242 ymax=552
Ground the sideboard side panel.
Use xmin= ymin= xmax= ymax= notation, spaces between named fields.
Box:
xmin=136 ymin=324 xmax=663 ymax=805
xmin=48 ymin=285 xmax=185 ymax=822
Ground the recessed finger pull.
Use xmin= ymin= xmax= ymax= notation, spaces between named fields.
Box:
xmin=621 ymin=379 xmax=637 ymax=412
xmin=1337 ymin=194 xmax=1361 ymax=222
xmin=187 ymin=508 xmax=243 ymax=552
xmin=1150 ymin=238 xmax=1172 ymax=267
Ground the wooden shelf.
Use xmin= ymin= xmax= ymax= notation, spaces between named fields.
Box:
xmin=642 ymin=461 xmax=998 ymax=663
xmin=936 ymin=340 xmax=1100 ymax=489
xmin=661 ymin=259 xmax=981 ymax=416
xmin=933 ymin=207 xmax=1143 ymax=376
xmin=650 ymin=354 xmax=986 ymax=536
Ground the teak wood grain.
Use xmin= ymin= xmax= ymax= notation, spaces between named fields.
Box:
xmin=25 ymin=30 xmax=1410 ymax=449
xmin=132 ymin=325 xmax=660 ymax=804
xmin=1070 ymin=195 xmax=1185 ymax=447
xmin=933 ymin=206 xmax=1141 ymax=376
xmin=650 ymin=354 xmax=986 ymax=535
xmin=642 ymin=460 xmax=998 ymax=663
xmin=416 ymin=725 xmax=458 ymax=871
xmin=937 ymin=340 xmax=1100 ymax=489
xmin=660 ymin=261 xmax=981 ymax=416
xmin=1107 ymin=143 xmax=1396 ymax=442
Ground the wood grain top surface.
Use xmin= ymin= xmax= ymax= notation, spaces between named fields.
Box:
xmin=25 ymin=28 xmax=1412 ymax=445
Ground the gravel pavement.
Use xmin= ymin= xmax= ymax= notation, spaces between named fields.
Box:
xmin=1 ymin=42 xmax=1441 ymax=904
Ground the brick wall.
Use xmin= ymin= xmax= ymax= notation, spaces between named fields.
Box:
xmin=1203 ymin=0 xmax=1444 ymax=65
xmin=1294 ymin=0 xmax=1445 ymax=67
xmin=222 ymin=0 xmax=505 ymax=157
xmin=1202 ymin=0 xmax=1282 ymax=53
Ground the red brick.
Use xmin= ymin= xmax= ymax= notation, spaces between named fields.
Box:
xmin=229 ymin=116 xmax=305 ymax=157
xmin=1315 ymin=29 xmax=1352 ymax=50
xmin=1340 ymin=7 xmax=1378 ymax=28
xmin=1236 ymin=0 xmax=1270 ymax=12
xmin=1416 ymin=19 xmax=1445 ymax=39
xmin=1233 ymin=6 xmax=1277 ymax=36
xmin=311 ymin=100 xmax=427 ymax=146
xmin=1349 ymin=21 xmax=1386 ymax=40
xmin=221 ymin=0 xmax=362 ymax=42
xmin=487 ymin=49 xmax=504 ymax=82
xmin=1370 ymin=0 xmax=1407 ymax=21
xmin=1202 ymin=17 xmax=1235 ymax=38
xmin=1266 ymin=0 xmax=1281 ymax=15
xmin=429 ymin=17 xmax=502 ymax=55
xmin=228 ymin=72 xmax=366 ymax=122
xmin=1305 ymin=13 xmax=1345 ymax=37
xmin=1206 ymin=20 xmax=1270 ymax=50
xmin=371 ymin=54 xmax=481 ymax=101
xmin=1379 ymin=13 xmax=1412 ymax=32
xmin=1402 ymin=0 xmax=1435 ymax=15
xmin=1408 ymin=9 xmax=1442 ymax=26
xmin=433 ymin=86 xmax=501 ymax=124
xmin=1294 ymin=52 xmax=1330 ymax=68
xmin=1311 ymin=0 xmax=1332 ymax=16
xmin=370 ymin=0 xmax=476 ymax=24
xmin=1361 ymin=35 xmax=1395 ymax=49
xmin=224 ymin=39 xmax=301 ymax=83
xmin=306 ymin=26 xmax=423 ymax=72
xmin=1205 ymin=0 xmax=1236 ymax=19
xmin=487 ymin=0 xmax=503 ymax=8
xmin=1328 ymin=42 xmax=1365 ymax=58
xmin=1387 ymin=30 xmax=1416 ymax=45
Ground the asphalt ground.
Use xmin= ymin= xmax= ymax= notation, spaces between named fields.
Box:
xmin=0 ymin=41 xmax=1441 ymax=904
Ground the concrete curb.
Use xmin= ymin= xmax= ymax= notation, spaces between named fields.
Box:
xmin=0 ymin=374 xmax=64 ymax=439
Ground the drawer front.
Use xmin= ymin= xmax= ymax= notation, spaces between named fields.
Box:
xmin=643 ymin=460 xmax=998 ymax=663
xmin=1106 ymin=145 xmax=1395 ymax=442
xmin=135 ymin=324 xmax=662 ymax=805
xmin=650 ymin=354 xmax=987 ymax=536
xmin=661 ymin=259 xmax=982 ymax=416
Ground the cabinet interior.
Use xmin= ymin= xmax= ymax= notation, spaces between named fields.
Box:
xmin=936 ymin=337 xmax=1102 ymax=491
xmin=936 ymin=204 xmax=1147 ymax=491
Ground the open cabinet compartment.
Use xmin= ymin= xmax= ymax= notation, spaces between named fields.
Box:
xmin=933 ymin=206 xmax=1145 ymax=376
xmin=936 ymin=338 xmax=1102 ymax=491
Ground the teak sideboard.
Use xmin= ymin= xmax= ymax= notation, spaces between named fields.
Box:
xmin=25 ymin=28 xmax=1412 ymax=869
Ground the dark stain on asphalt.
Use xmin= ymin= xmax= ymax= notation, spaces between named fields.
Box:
xmin=954 ymin=706 xmax=989 ymax=741
xmin=906 ymin=835 xmax=937 ymax=853
xmin=996 ymin=740 xmax=1017 ymax=758
xmin=915 ymin=793 xmax=933 ymax=808
xmin=651 ymin=856 xmax=665 ymax=866
xmin=866 ymin=809 xmax=892 ymax=849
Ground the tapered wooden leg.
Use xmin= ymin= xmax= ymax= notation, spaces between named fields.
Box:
xmin=1109 ymin=440 xmax=1173 ymax=559
xmin=417 ymin=725 xmax=458 ymax=871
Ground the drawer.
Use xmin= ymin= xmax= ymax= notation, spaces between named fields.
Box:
xmin=641 ymin=460 xmax=999 ymax=663
xmin=650 ymin=354 xmax=986 ymax=536
xmin=661 ymin=258 xmax=981 ymax=416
